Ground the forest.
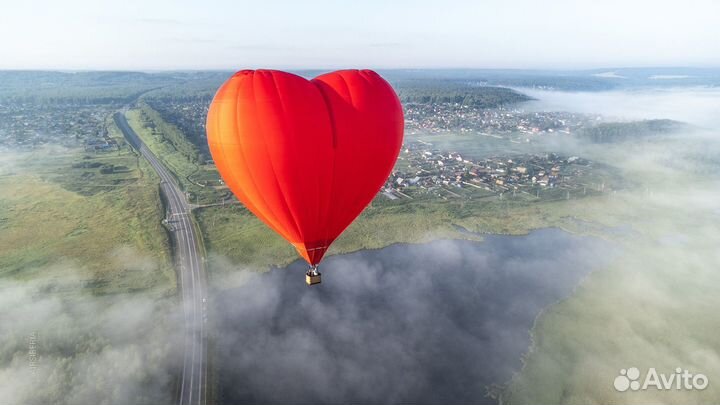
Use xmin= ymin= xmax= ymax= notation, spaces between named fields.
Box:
xmin=579 ymin=119 xmax=688 ymax=143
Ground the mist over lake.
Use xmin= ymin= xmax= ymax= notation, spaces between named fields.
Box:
xmin=215 ymin=228 xmax=617 ymax=404
xmin=520 ymin=87 xmax=720 ymax=127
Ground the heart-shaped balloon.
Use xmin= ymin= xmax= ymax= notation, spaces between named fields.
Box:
xmin=206 ymin=69 xmax=404 ymax=266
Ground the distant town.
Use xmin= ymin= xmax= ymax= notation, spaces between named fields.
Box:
xmin=0 ymin=102 xmax=117 ymax=151
xmin=0 ymin=94 xmax=620 ymax=204
xmin=145 ymin=97 xmax=609 ymax=149
xmin=384 ymin=140 xmax=618 ymax=202
xmin=404 ymin=103 xmax=604 ymax=140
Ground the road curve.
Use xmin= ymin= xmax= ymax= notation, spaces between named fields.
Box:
xmin=114 ymin=112 xmax=208 ymax=405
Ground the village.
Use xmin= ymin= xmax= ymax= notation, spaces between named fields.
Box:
xmin=404 ymin=103 xmax=604 ymax=140
xmin=0 ymin=102 xmax=117 ymax=152
xmin=144 ymin=96 xmax=607 ymax=150
xmin=383 ymin=140 xmax=615 ymax=201
xmin=0 ymin=97 xmax=618 ymax=206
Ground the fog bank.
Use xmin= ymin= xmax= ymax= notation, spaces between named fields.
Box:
xmin=215 ymin=229 xmax=616 ymax=404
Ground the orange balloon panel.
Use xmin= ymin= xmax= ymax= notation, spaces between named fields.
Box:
xmin=206 ymin=70 xmax=404 ymax=265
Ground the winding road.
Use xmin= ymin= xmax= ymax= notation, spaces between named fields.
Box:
xmin=114 ymin=112 xmax=208 ymax=405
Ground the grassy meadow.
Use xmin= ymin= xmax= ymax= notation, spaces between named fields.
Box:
xmin=503 ymin=183 xmax=720 ymax=404
xmin=0 ymin=117 xmax=175 ymax=296
xmin=125 ymin=104 xmax=228 ymax=206
xmin=502 ymin=133 xmax=720 ymax=404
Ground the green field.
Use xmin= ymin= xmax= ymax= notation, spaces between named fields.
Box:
xmin=197 ymin=199 xmax=483 ymax=272
xmin=501 ymin=132 xmax=720 ymax=404
xmin=195 ymin=178 xmax=633 ymax=281
xmin=0 ymin=116 xmax=175 ymax=295
xmin=409 ymin=132 xmax=541 ymax=159
xmin=125 ymin=104 xmax=229 ymax=205
xmin=503 ymin=182 xmax=720 ymax=404
xmin=0 ymin=106 xmax=186 ymax=404
xmin=0 ymin=113 xmax=180 ymax=403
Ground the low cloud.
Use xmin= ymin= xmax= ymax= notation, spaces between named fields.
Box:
xmin=520 ymin=87 xmax=720 ymax=127
xmin=0 ymin=267 xmax=183 ymax=405
xmin=213 ymin=231 xmax=616 ymax=404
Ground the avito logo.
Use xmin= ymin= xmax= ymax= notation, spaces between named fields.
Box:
xmin=614 ymin=367 xmax=709 ymax=392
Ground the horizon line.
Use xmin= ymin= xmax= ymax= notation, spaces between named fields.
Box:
xmin=2 ymin=65 xmax=720 ymax=74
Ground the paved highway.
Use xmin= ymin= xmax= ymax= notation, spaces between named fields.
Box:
xmin=114 ymin=112 xmax=208 ymax=405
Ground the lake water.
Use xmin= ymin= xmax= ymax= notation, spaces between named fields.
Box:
xmin=215 ymin=228 xmax=617 ymax=404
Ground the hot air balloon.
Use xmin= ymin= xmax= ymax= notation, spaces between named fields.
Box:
xmin=206 ymin=69 xmax=404 ymax=285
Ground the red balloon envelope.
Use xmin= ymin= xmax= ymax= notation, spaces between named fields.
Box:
xmin=206 ymin=69 xmax=404 ymax=270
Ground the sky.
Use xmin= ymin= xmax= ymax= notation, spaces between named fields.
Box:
xmin=1 ymin=0 xmax=719 ymax=70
